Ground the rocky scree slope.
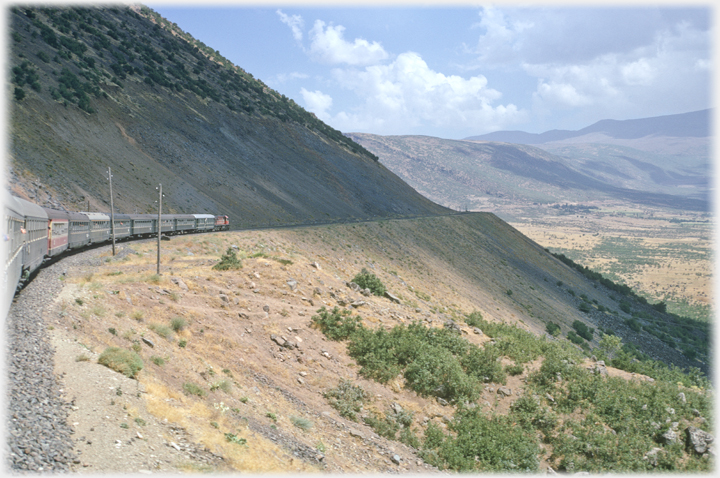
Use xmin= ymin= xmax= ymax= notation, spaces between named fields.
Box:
xmin=8 ymin=5 xmax=447 ymax=225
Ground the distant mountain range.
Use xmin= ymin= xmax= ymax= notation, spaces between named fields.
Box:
xmin=350 ymin=109 xmax=712 ymax=213
xmin=464 ymin=109 xmax=711 ymax=144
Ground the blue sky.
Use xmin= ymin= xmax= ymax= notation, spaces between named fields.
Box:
xmin=149 ymin=3 xmax=713 ymax=139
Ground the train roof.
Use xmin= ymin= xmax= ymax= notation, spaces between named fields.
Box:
xmin=170 ymin=214 xmax=197 ymax=220
xmin=42 ymin=207 xmax=69 ymax=220
xmin=15 ymin=196 xmax=48 ymax=219
xmin=125 ymin=214 xmax=157 ymax=220
xmin=79 ymin=212 xmax=110 ymax=221
xmin=193 ymin=214 xmax=215 ymax=219
xmin=68 ymin=212 xmax=90 ymax=221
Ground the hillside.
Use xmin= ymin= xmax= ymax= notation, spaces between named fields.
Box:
xmin=348 ymin=133 xmax=708 ymax=211
xmin=8 ymin=6 xmax=447 ymax=225
xmin=23 ymin=215 xmax=711 ymax=473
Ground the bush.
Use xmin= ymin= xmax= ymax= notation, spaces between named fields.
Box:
xmin=505 ymin=363 xmax=524 ymax=376
xmin=572 ymin=320 xmax=594 ymax=341
xmin=567 ymin=331 xmax=585 ymax=345
xmin=324 ymin=380 xmax=368 ymax=421
xmin=311 ymin=306 xmax=363 ymax=341
xmin=212 ymin=247 xmax=242 ymax=270
xmin=290 ymin=416 xmax=313 ymax=431
xmin=545 ymin=322 xmax=561 ymax=336
xmin=98 ymin=347 xmax=143 ymax=379
xmin=464 ymin=311 xmax=484 ymax=328
xmin=210 ymin=380 xmax=231 ymax=393
xmin=351 ymin=268 xmax=386 ymax=296
xmin=148 ymin=323 xmax=173 ymax=340
xmin=183 ymin=382 xmax=206 ymax=397
xmin=170 ymin=317 xmax=186 ymax=332
xmin=422 ymin=407 xmax=540 ymax=472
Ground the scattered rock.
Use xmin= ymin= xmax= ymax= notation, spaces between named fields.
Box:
xmin=686 ymin=426 xmax=714 ymax=454
xmin=310 ymin=262 xmax=321 ymax=270
xmin=141 ymin=337 xmax=155 ymax=348
xmin=497 ymin=387 xmax=512 ymax=397
xmin=391 ymin=454 xmax=401 ymax=465
xmin=644 ymin=447 xmax=662 ymax=467
xmin=170 ymin=276 xmax=189 ymax=291
xmin=347 ymin=282 xmax=360 ymax=292
xmin=473 ymin=327 xmax=483 ymax=336
xmin=384 ymin=291 xmax=401 ymax=304
xmin=661 ymin=429 xmax=678 ymax=445
xmin=678 ymin=392 xmax=686 ymax=404
xmin=287 ymin=279 xmax=298 ymax=291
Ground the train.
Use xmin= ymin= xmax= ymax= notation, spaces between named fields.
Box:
xmin=2 ymin=192 xmax=229 ymax=319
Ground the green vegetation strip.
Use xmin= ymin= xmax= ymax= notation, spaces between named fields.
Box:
xmin=313 ymin=303 xmax=712 ymax=473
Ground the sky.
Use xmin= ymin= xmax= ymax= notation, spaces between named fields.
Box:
xmin=144 ymin=1 xmax=713 ymax=140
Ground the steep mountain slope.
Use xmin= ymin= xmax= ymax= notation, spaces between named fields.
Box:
xmin=8 ymin=6 xmax=447 ymax=224
xmin=348 ymin=133 xmax=708 ymax=212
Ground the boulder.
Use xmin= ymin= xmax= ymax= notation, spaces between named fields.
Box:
xmin=497 ymin=387 xmax=512 ymax=397
xmin=384 ymin=291 xmax=401 ymax=304
xmin=686 ymin=426 xmax=714 ymax=454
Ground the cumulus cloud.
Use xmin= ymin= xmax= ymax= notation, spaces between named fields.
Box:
xmin=473 ymin=6 xmax=712 ymax=120
xmin=326 ymin=52 xmax=524 ymax=136
xmin=277 ymin=10 xmax=304 ymax=43
xmin=308 ymin=20 xmax=389 ymax=66
xmin=300 ymin=88 xmax=333 ymax=119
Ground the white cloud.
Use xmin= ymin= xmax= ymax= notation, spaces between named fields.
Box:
xmin=621 ymin=59 xmax=655 ymax=86
xmin=326 ymin=52 xmax=524 ymax=136
xmin=277 ymin=10 xmax=304 ymax=43
xmin=308 ymin=20 xmax=389 ymax=66
xmin=300 ymin=88 xmax=333 ymax=120
xmin=516 ymin=9 xmax=711 ymax=119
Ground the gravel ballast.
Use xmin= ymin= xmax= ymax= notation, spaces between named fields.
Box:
xmin=5 ymin=253 xmax=98 ymax=472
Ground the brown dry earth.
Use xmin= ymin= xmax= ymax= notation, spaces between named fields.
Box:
xmin=44 ymin=220 xmax=658 ymax=474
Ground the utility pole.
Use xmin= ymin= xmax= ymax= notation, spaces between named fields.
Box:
xmin=107 ymin=167 xmax=116 ymax=256
xmin=156 ymin=184 xmax=163 ymax=275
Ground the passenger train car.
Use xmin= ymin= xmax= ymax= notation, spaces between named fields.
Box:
xmin=3 ymin=195 xmax=229 ymax=318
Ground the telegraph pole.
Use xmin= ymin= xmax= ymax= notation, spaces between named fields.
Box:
xmin=156 ymin=184 xmax=162 ymax=275
xmin=107 ymin=167 xmax=116 ymax=256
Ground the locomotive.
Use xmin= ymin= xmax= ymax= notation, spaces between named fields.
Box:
xmin=2 ymin=192 xmax=229 ymax=319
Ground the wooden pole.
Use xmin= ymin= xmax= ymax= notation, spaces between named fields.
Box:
xmin=157 ymin=184 xmax=162 ymax=275
xmin=108 ymin=167 xmax=116 ymax=256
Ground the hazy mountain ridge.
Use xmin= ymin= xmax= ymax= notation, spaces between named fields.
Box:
xmin=465 ymin=109 xmax=711 ymax=144
xmin=8 ymin=5 xmax=446 ymax=223
xmin=348 ymin=133 xmax=709 ymax=212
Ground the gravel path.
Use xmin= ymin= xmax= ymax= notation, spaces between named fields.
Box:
xmin=5 ymin=252 xmax=97 ymax=472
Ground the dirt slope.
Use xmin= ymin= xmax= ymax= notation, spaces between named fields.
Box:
xmin=41 ymin=214 xmax=705 ymax=473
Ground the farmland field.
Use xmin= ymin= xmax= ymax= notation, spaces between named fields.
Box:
xmin=506 ymin=204 xmax=713 ymax=322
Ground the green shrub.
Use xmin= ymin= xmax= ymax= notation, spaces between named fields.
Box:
xmin=212 ymin=247 xmax=242 ymax=271
xmin=98 ymin=347 xmax=143 ymax=379
xmin=567 ymin=331 xmax=585 ymax=345
xmin=148 ymin=323 xmax=173 ymax=340
xmin=324 ymin=380 xmax=368 ymax=421
xmin=290 ymin=416 xmax=313 ymax=431
xmin=311 ymin=306 xmax=363 ymax=341
xmin=178 ymin=339 xmax=187 ymax=348
xmin=170 ymin=317 xmax=186 ymax=332
xmin=422 ymin=407 xmax=540 ymax=472
xmin=351 ymin=268 xmax=386 ymax=296
xmin=150 ymin=355 xmax=165 ymax=366
xmin=571 ymin=320 xmax=594 ymax=341
xmin=183 ymin=382 xmax=206 ymax=397
xmin=210 ymin=380 xmax=231 ymax=393
xmin=464 ymin=311 xmax=484 ymax=328
xmin=545 ymin=322 xmax=561 ymax=336
xmin=505 ymin=363 xmax=524 ymax=376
